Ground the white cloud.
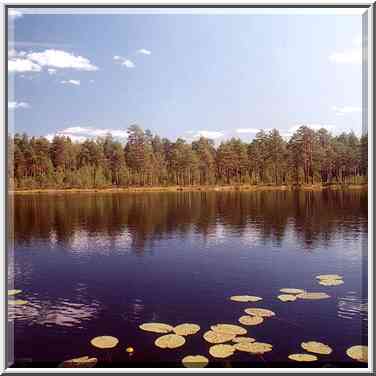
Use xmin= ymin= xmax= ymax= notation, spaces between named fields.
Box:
xmin=236 ymin=128 xmax=261 ymax=134
xmin=329 ymin=47 xmax=362 ymax=64
xmin=137 ymin=48 xmax=151 ymax=55
xmin=280 ymin=132 xmax=293 ymax=139
xmin=9 ymin=10 xmax=23 ymax=19
xmin=61 ymin=79 xmax=80 ymax=86
xmin=8 ymin=49 xmax=16 ymax=58
xmin=332 ymin=105 xmax=362 ymax=115
xmin=9 ymin=49 xmax=98 ymax=75
xmin=69 ymin=134 xmax=89 ymax=142
xmin=8 ymin=58 xmax=41 ymax=72
xmin=45 ymin=133 xmax=87 ymax=143
xmin=8 ymin=101 xmax=30 ymax=110
xmin=186 ymin=130 xmax=225 ymax=139
xmin=107 ymin=129 xmax=130 ymax=138
xmin=113 ymin=55 xmax=135 ymax=68
xmin=60 ymin=126 xmax=89 ymax=134
xmin=46 ymin=126 xmax=129 ymax=143
xmin=27 ymin=49 xmax=98 ymax=71
xmin=122 ymin=59 xmax=135 ymax=68
xmin=9 ymin=49 xmax=27 ymax=58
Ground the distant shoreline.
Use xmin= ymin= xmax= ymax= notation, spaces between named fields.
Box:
xmin=9 ymin=184 xmax=368 ymax=194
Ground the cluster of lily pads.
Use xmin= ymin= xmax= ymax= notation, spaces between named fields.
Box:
xmin=136 ymin=281 xmax=367 ymax=367
xmin=287 ymin=341 xmax=367 ymax=363
xmin=276 ymin=274 xmax=345 ymax=303
xmin=288 ymin=341 xmax=333 ymax=362
xmin=277 ymin=288 xmax=330 ymax=302
xmin=139 ymin=322 xmax=208 ymax=366
xmin=8 ymin=274 xmax=368 ymax=367
xmin=138 ymin=320 xmax=275 ymax=367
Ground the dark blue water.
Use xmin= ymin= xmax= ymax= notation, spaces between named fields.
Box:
xmin=8 ymin=190 xmax=368 ymax=368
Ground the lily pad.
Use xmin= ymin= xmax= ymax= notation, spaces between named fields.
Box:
xmin=244 ymin=308 xmax=275 ymax=318
xmin=230 ymin=295 xmax=262 ymax=302
xmin=316 ymin=274 xmax=342 ymax=280
xmin=8 ymin=289 xmax=22 ymax=296
xmin=59 ymin=356 xmax=98 ymax=368
xmin=211 ymin=324 xmax=247 ymax=336
xmin=203 ymin=330 xmax=235 ymax=344
xmin=241 ymin=342 xmax=273 ymax=354
xmin=278 ymin=294 xmax=297 ymax=302
xmin=288 ymin=353 xmax=318 ymax=362
xmin=301 ymin=341 xmax=332 ymax=355
xmin=139 ymin=323 xmax=174 ymax=334
xmin=209 ymin=344 xmax=235 ymax=358
xmin=173 ymin=323 xmax=200 ymax=336
xmin=232 ymin=336 xmax=256 ymax=344
xmin=238 ymin=315 xmax=264 ymax=326
xmin=90 ymin=336 xmax=119 ymax=349
xmin=279 ymin=288 xmax=305 ymax=294
xmin=182 ymin=355 xmax=209 ymax=368
xmin=318 ymin=279 xmax=344 ymax=286
xmin=8 ymin=300 xmax=28 ymax=306
xmin=234 ymin=342 xmax=261 ymax=353
xmin=296 ymin=292 xmax=330 ymax=300
xmin=155 ymin=334 xmax=186 ymax=349
xmin=346 ymin=345 xmax=368 ymax=363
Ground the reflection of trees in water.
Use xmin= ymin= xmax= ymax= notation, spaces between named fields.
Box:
xmin=291 ymin=190 xmax=367 ymax=248
xmin=12 ymin=191 xmax=367 ymax=251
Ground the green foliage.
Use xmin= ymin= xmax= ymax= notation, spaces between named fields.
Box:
xmin=9 ymin=126 xmax=367 ymax=189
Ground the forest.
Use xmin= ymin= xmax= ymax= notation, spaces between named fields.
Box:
xmin=9 ymin=125 xmax=367 ymax=189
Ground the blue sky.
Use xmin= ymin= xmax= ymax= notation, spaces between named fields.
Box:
xmin=8 ymin=8 xmax=365 ymax=143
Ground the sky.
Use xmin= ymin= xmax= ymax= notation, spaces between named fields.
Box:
xmin=8 ymin=8 xmax=366 ymax=143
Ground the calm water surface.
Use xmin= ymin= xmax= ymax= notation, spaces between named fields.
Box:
xmin=8 ymin=190 xmax=368 ymax=368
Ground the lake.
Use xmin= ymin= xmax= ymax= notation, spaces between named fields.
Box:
xmin=8 ymin=190 xmax=368 ymax=368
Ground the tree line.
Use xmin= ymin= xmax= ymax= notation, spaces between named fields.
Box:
xmin=9 ymin=125 xmax=367 ymax=189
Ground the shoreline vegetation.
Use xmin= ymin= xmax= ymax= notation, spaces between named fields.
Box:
xmin=9 ymin=125 xmax=367 ymax=191
xmin=10 ymin=183 xmax=367 ymax=194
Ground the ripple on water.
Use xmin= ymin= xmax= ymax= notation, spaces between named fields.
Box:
xmin=337 ymin=292 xmax=368 ymax=323
xmin=9 ymin=297 xmax=100 ymax=328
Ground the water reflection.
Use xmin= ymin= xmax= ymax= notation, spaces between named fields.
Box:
xmin=9 ymin=190 xmax=368 ymax=367
xmin=9 ymin=284 xmax=100 ymax=329
xmin=11 ymin=190 xmax=367 ymax=252
xmin=337 ymin=292 xmax=368 ymax=323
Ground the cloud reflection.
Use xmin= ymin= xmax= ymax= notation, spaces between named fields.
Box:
xmin=337 ymin=292 xmax=368 ymax=323
xmin=9 ymin=284 xmax=100 ymax=329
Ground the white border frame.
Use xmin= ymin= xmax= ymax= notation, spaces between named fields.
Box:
xmin=1 ymin=0 xmax=373 ymax=373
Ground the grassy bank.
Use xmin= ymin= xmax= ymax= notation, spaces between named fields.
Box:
xmin=10 ymin=184 xmax=368 ymax=194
